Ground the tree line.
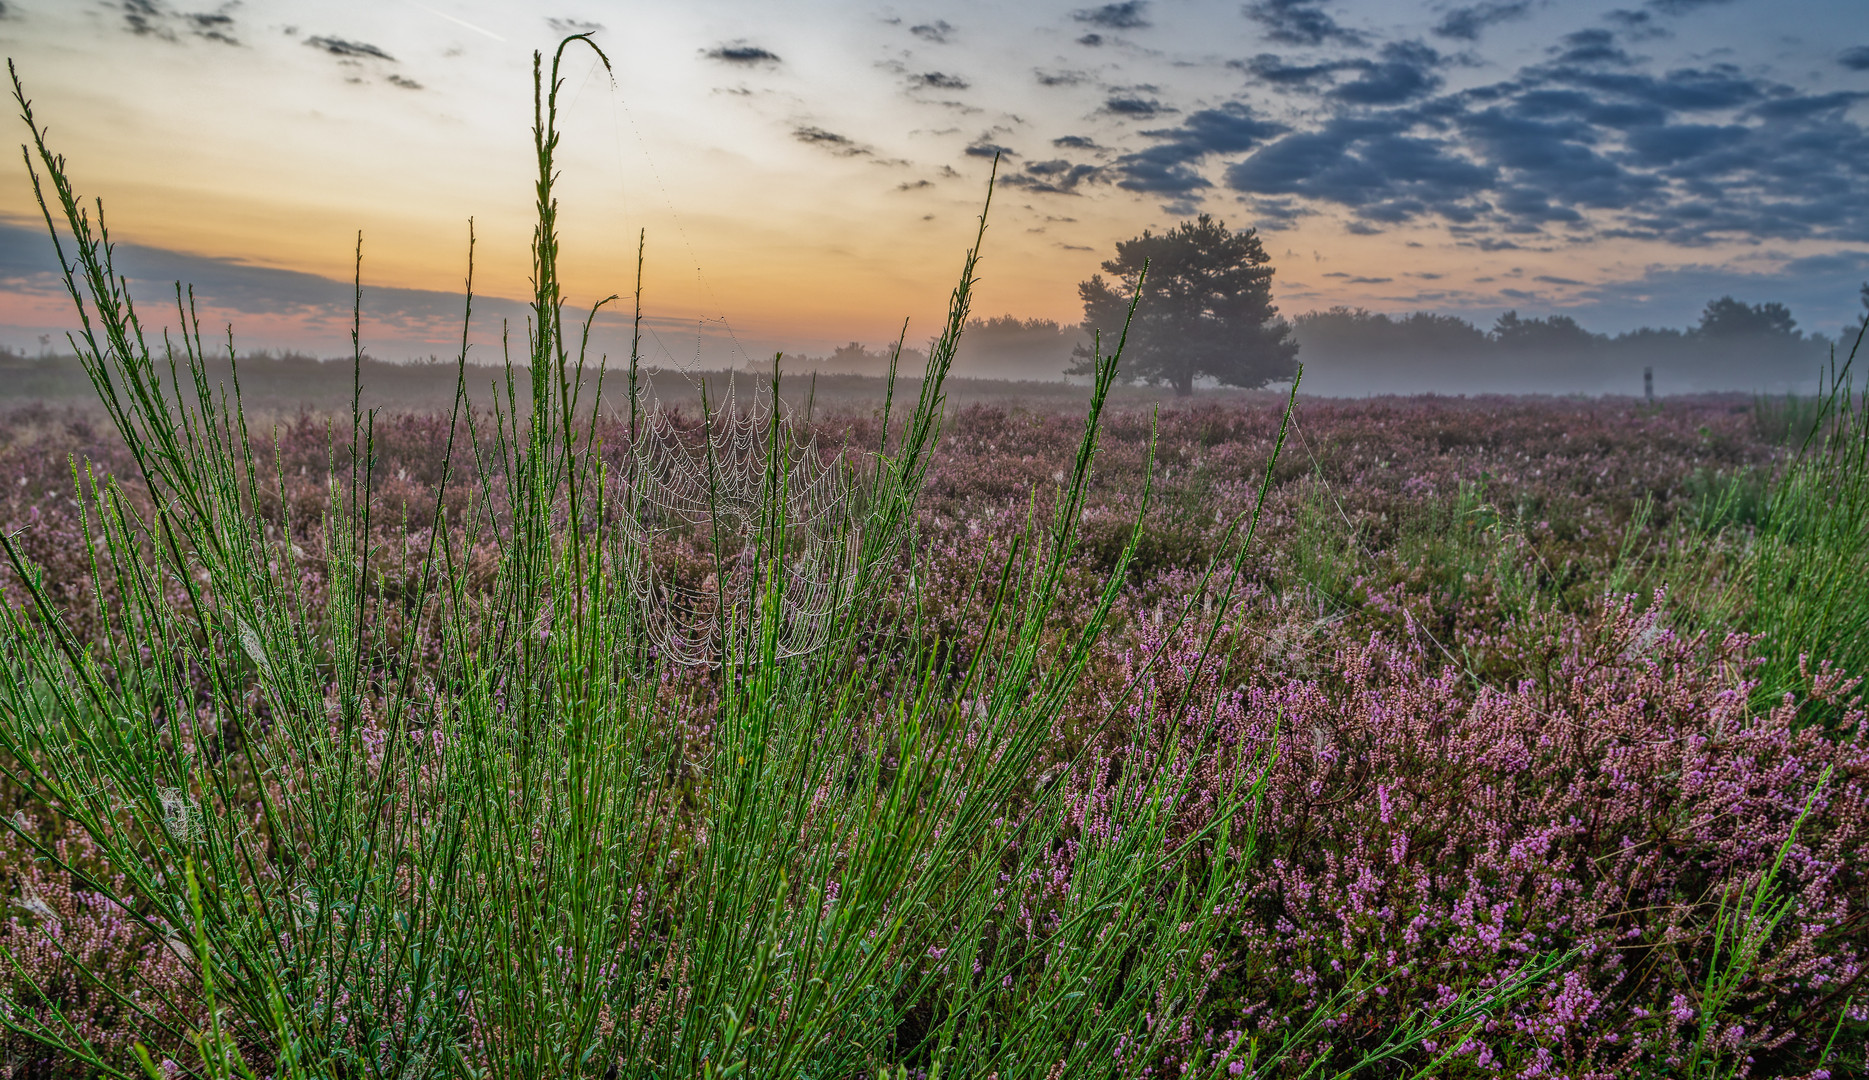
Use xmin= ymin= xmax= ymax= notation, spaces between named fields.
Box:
xmin=749 ymin=218 xmax=1869 ymax=395
xmin=1065 ymin=215 xmax=1857 ymax=396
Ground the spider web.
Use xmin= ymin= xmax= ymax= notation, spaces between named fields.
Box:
xmin=620 ymin=377 xmax=861 ymax=667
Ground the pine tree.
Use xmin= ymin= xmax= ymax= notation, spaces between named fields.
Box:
xmin=1070 ymin=215 xmax=1298 ymax=395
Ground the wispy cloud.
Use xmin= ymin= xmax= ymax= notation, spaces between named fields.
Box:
xmin=306 ymin=36 xmax=395 ymax=61
xmin=911 ymin=72 xmax=970 ymax=90
xmin=704 ymin=43 xmax=782 ymax=65
xmin=1103 ymin=95 xmax=1174 ymax=117
xmin=1242 ymin=0 xmax=1367 ymax=47
xmin=911 ymin=20 xmax=956 ymax=43
xmin=1432 ymin=0 xmax=1533 ymax=41
xmin=114 ymin=1 xmax=241 ymax=45
xmin=1645 ymin=0 xmax=1735 ymax=14
xmin=1000 ymin=159 xmax=1104 ymax=194
xmin=793 ymin=126 xmax=871 ymax=156
xmin=1035 ymin=69 xmax=1090 ymax=87
xmin=1073 ymin=2 xmax=1151 ymax=30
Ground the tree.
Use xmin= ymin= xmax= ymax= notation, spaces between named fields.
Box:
xmin=1696 ymin=296 xmax=1801 ymax=340
xmin=1293 ymin=306 xmax=1489 ymax=355
xmin=1490 ymin=310 xmax=1603 ymax=352
xmin=1843 ymin=282 xmax=1868 ymax=346
xmin=1070 ymin=215 xmax=1298 ymax=395
xmin=956 ymin=315 xmax=1086 ymax=380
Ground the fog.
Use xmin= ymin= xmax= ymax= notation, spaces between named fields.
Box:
xmin=1281 ymin=301 xmax=1861 ymax=397
xmin=6 ymin=298 xmax=1858 ymax=409
xmin=779 ymin=297 xmax=1861 ymax=397
xmin=787 ymin=315 xmax=1088 ymax=384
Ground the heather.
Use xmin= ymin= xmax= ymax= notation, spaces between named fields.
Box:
xmin=2 ymin=44 xmax=1867 ymax=1080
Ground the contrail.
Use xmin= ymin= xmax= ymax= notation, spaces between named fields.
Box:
xmin=405 ymin=0 xmax=507 ymax=42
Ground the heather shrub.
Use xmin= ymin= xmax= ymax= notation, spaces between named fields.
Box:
xmin=0 ymin=816 xmax=196 ymax=1070
xmin=1091 ymin=596 xmax=1868 ymax=1076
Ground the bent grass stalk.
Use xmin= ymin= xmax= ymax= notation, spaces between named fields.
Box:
xmin=0 ymin=40 xmax=1561 ymax=1078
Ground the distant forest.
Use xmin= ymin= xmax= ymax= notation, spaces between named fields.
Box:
xmin=1290 ymin=292 xmax=1862 ymax=396
xmin=7 ymin=292 xmax=1860 ymax=400
xmin=793 ymin=315 xmax=1087 ymax=384
xmin=796 ymin=289 xmax=1864 ymax=396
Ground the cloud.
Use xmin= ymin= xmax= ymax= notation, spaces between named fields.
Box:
xmin=1234 ymin=53 xmax=1363 ymax=88
xmin=114 ymin=1 xmax=241 ymax=45
xmin=1534 ymin=274 xmax=1586 ymax=285
xmin=1240 ymin=197 xmax=1315 ymax=229
xmin=1432 ymin=0 xmax=1532 ymax=41
xmin=1751 ymin=90 xmax=1869 ymax=120
xmin=1507 ymin=88 xmax=1665 ymax=129
xmin=1242 ymin=0 xmax=1367 ymax=47
xmin=1113 ymin=101 xmax=1286 ymax=194
xmin=1077 ymin=33 xmax=1106 ymax=46
xmin=1482 ymin=69 xmax=1859 ymax=242
xmin=793 ymin=126 xmax=871 ymax=157
xmin=1053 ymin=134 xmax=1101 ymax=149
xmin=911 ymin=72 xmax=970 ymax=90
xmin=1226 ymin=116 xmax=1496 ymax=224
xmin=1458 ymin=104 xmax=1664 ymax=216
xmin=120 ymin=0 xmax=168 ymax=36
xmin=1112 ymin=155 xmax=1209 ymax=194
xmin=0 ymin=220 xmax=514 ymax=327
xmin=1142 ymin=103 xmax=1288 ymax=156
xmin=704 ymin=43 xmax=781 ymax=65
xmin=966 ymin=139 xmax=1017 ymax=159
xmin=1841 ymin=46 xmax=1869 ymax=71
xmin=1035 ymin=69 xmax=1090 ymax=87
xmin=306 ymin=36 xmax=395 ymax=61
xmin=1621 ymin=121 xmax=1746 ymax=165
xmin=1604 ymin=9 xmax=1669 ymax=39
xmin=1553 ymin=64 xmax=1764 ymax=111
xmin=1645 ymin=0 xmax=1735 ymax=14
xmin=545 ymin=18 xmax=603 ymax=35
xmin=387 ymin=74 xmax=422 ymax=90
xmin=185 ymin=12 xmax=236 ymax=44
xmin=1549 ymin=28 xmax=1633 ymax=67
xmin=0 ymin=221 xmax=746 ymax=362
xmin=1103 ymin=96 xmax=1174 ymax=117
xmin=1000 ymin=159 xmax=1105 ymax=194
xmin=1073 ymin=2 xmax=1151 ymax=30
xmin=1567 ymin=253 xmax=1869 ymax=336
xmin=897 ymin=179 xmax=935 ymax=190
xmin=1328 ymin=41 xmax=1444 ymax=105
xmin=1237 ymin=42 xmax=1445 ymax=102
xmin=910 ymin=20 xmax=955 ymax=43
xmin=1175 ymin=22 xmax=1869 ymax=252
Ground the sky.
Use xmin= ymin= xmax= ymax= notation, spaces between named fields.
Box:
xmin=1 ymin=0 xmax=1866 ymax=373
